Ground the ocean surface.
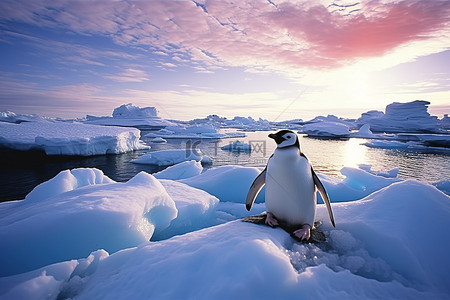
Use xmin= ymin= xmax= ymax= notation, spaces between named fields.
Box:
xmin=1 ymin=130 xmax=449 ymax=202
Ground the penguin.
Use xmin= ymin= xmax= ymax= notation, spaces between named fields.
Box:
xmin=246 ymin=129 xmax=335 ymax=241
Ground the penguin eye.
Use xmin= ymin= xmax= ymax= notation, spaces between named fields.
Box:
xmin=287 ymin=136 xmax=291 ymax=139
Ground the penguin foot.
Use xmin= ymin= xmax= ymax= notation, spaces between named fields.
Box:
xmin=293 ymin=224 xmax=311 ymax=242
xmin=265 ymin=212 xmax=279 ymax=227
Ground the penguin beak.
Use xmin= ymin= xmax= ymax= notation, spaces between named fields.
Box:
xmin=268 ymin=133 xmax=285 ymax=144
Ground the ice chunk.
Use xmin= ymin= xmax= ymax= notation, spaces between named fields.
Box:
xmin=221 ymin=140 xmax=252 ymax=152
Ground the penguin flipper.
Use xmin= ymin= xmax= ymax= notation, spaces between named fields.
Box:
xmin=312 ymin=168 xmax=335 ymax=227
xmin=246 ymin=167 xmax=266 ymax=211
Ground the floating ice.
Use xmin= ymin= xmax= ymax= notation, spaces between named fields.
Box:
xmin=0 ymin=120 xmax=149 ymax=155
xmin=364 ymin=140 xmax=450 ymax=154
xmin=147 ymin=124 xmax=245 ymax=139
xmin=131 ymin=149 xmax=211 ymax=166
xmin=221 ymin=140 xmax=252 ymax=152
xmin=302 ymin=121 xmax=351 ymax=138
xmin=151 ymin=137 xmax=167 ymax=143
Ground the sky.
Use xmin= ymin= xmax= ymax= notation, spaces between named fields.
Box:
xmin=0 ymin=0 xmax=449 ymax=121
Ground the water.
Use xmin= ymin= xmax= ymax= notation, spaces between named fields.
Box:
xmin=1 ymin=130 xmax=449 ymax=202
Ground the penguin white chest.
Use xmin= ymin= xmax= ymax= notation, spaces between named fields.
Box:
xmin=265 ymin=148 xmax=316 ymax=226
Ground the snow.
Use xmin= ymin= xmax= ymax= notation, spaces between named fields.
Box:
xmin=1 ymin=175 xmax=449 ymax=299
xmin=221 ymin=140 xmax=252 ymax=152
xmin=131 ymin=149 xmax=212 ymax=166
xmin=0 ymin=120 xmax=148 ymax=156
xmin=84 ymin=103 xmax=174 ymax=130
xmin=302 ymin=121 xmax=351 ymax=138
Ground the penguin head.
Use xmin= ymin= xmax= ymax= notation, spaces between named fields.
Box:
xmin=268 ymin=130 xmax=299 ymax=149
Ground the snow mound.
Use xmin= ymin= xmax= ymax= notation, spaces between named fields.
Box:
xmin=131 ymin=149 xmax=211 ymax=166
xmin=0 ymin=169 xmax=177 ymax=276
xmin=0 ymin=120 xmax=148 ymax=155
xmin=180 ymin=165 xmax=265 ymax=203
xmin=302 ymin=121 xmax=351 ymax=138
xmin=2 ymin=180 xmax=448 ymax=299
xmin=153 ymin=160 xmax=203 ymax=180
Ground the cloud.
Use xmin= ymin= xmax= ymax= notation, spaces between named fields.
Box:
xmin=2 ymin=0 xmax=448 ymax=73
xmin=104 ymin=68 xmax=150 ymax=82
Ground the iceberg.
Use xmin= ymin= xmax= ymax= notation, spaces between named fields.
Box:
xmin=363 ymin=100 xmax=440 ymax=133
xmin=84 ymin=103 xmax=174 ymax=130
xmin=0 ymin=119 xmax=149 ymax=156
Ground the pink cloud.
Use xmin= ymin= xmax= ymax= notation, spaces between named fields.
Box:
xmin=267 ymin=1 xmax=450 ymax=67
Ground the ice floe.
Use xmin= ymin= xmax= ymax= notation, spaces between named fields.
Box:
xmin=131 ymin=149 xmax=212 ymax=166
xmin=0 ymin=119 xmax=148 ymax=155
